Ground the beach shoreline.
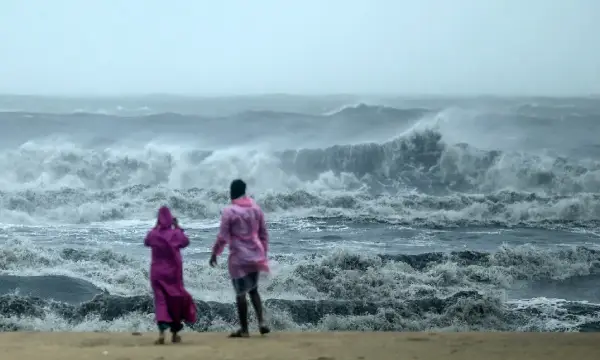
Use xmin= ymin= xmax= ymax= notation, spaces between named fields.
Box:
xmin=0 ymin=332 xmax=598 ymax=360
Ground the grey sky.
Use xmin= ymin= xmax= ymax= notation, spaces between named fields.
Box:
xmin=1 ymin=0 xmax=599 ymax=96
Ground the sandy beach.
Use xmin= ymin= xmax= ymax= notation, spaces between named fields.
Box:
xmin=0 ymin=332 xmax=598 ymax=360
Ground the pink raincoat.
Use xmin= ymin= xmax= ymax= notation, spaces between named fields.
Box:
xmin=212 ymin=196 xmax=270 ymax=280
xmin=145 ymin=206 xmax=197 ymax=325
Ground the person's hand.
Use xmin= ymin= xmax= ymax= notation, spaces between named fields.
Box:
xmin=209 ymin=254 xmax=218 ymax=267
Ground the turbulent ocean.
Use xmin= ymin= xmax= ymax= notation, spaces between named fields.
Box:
xmin=1 ymin=94 xmax=600 ymax=332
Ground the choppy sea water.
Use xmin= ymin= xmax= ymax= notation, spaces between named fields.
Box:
xmin=1 ymin=94 xmax=599 ymax=332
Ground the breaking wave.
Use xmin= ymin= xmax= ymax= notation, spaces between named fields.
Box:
xmin=0 ymin=114 xmax=599 ymax=227
xmin=1 ymin=98 xmax=600 ymax=332
xmin=1 ymin=237 xmax=600 ymax=332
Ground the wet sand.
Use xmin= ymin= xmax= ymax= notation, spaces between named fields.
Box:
xmin=0 ymin=332 xmax=598 ymax=360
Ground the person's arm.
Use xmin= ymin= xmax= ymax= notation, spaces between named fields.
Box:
xmin=173 ymin=229 xmax=190 ymax=249
xmin=257 ymin=210 xmax=269 ymax=255
xmin=144 ymin=230 xmax=155 ymax=247
xmin=172 ymin=218 xmax=190 ymax=248
xmin=210 ymin=211 xmax=230 ymax=265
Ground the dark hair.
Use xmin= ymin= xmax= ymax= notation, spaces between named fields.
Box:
xmin=230 ymin=179 xmax=246 ymax=200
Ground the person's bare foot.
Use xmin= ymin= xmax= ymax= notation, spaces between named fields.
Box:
xmin=172 ymin=334 xmax=182 ymax=343
xmin=154 ymin=333 xmax=165 ymax=345
xmin=259 ymin=324 xmax=271 ymax=335
xmin=229 ymin=329 xmax=250 ymax=338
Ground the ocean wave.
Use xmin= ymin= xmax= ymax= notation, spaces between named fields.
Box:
xmin=2 ymin=237 xmax=600 ymax=301
xmin=0 ymin=103 xmax=429 ymax=122
xmin=2 ymin=186 xmax=599 ymax=228
xmin=2 ymin=97 xmax=600 ymax=333
xmin=2 ymin=243 xmax=600 ymax=332
xmin=4 ymin=290 xmax=599 ymax=332
xmin=0 ymin=102 xmax=599 ymax=227
xmin=0 ymin=124 xmax=599 ymax=226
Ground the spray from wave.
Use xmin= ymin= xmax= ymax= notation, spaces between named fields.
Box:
xmin=0 ymin=104 xmax=599 ymax=227
xmin=1 ymin=98 xmax=600 ymax=332
xmin=1 ymin=236 xmax=600 ymax=332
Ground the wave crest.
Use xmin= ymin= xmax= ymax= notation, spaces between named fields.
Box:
xmin=2 ymin=244 xmax=600 ymax=331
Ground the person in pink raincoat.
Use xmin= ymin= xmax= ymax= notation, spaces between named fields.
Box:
xmin=145 ymin=206 xmax=197 ymax=344
xmin=210 ymin=179 xmax=271 ymax=337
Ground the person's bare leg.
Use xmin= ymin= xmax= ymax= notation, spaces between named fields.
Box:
xmin=171 ymin=323 xmax=182 ymax=343
xmin=155 ymin=330 xmax=165 ymax=345
xmin=230 ymin=294 xmax=249 ymax=337
xmin=155 ymin=323 xmax=167 ymax=345
xmin=248 ymin=288 xmax=264 ymax=325
xmin=249 ymin=288 xmax=270 ymax=334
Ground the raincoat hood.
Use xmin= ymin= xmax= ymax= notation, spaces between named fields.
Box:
xmin=157 ymin=206 xmax=173 ymax=229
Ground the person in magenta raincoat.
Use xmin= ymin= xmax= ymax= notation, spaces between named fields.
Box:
xmin=210 ymin=179 xmax=271 ymax=337
xmin=145 ymin=206 xmax=197 ymax=344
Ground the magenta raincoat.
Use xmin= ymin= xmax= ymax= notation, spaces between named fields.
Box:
xmin=212 ymin=196 xmax=270 ymax=279
xmin=144 ymin=206 xmax=196 ymax=325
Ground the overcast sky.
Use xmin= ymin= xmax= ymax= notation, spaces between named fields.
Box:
xmin=0 ymin=0 xmax=599 ymax=96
